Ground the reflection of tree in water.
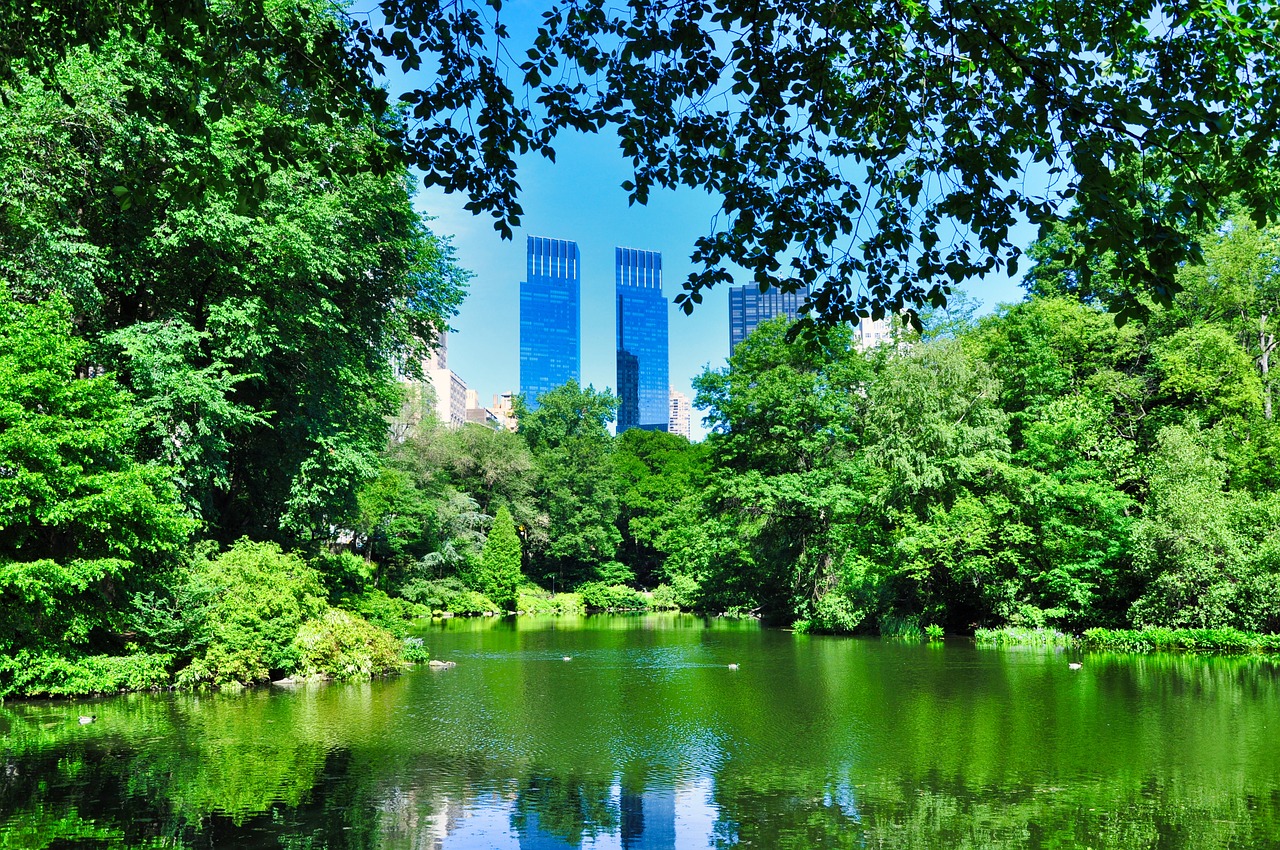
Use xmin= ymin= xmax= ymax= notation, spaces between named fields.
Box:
xmin=512 ymin=772 xmax=618 ymax=848
xmin=707 ymin=768 xmax=1280 ymax=850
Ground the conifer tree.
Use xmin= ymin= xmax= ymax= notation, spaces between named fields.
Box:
xmin=478 ymin=506 xmax=522 ymax=612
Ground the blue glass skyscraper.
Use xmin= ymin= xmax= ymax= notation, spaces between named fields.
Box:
xmin=728 ymin=283 xmax=811 ymax=352
xmin=616 ymin=247 xmax=668 ymax=432
xmin=520 ymin=236 xmax=580 ymax=407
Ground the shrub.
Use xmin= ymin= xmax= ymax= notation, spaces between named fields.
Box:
xmin=339 ymin=589 xmax=429 ymax=637
xmin=577 ymin=582 xmax=649 ymax=611
xmin=448 ymin=589 xmax=501 ymax=615
xmin=805 ymin=591 xmax=866 ymax=634
xmin=924 ymin=623 xmax=945 ymax=641
xmin=177 ymin=540 xmax=327 ymax=686
xmin=398 ymin=577 xmax=499 ymax=615
xmin=311 ymin=551 xmax=375 ymax=603
xmin=974 ymin=627 xmax=1077 ymax=647
xmin=291 ymin=610 xmax=404 ymax=680
xmin=0 ymin=651 xmax=172 ymax=698
xmin=1080 ymin=627 xmax=1275 ymax=653
xmin=517 ymin=587 xmax=584 ymax=615
xmin=402 ymin=637 xmax=431 ymax=664
xmin=650 ymin=584 xmax=680 ymax=610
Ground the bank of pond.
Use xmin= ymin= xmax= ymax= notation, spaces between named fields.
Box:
xmin=3 ymin=613 xmax=1280 ymax=849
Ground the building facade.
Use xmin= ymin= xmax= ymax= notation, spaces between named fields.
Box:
xmin=615 ymin=247 xmax=669 ymax=432
xmin=391 ymin=333 xmax=468 ymax=438
xmin=854 ymin=315 xmax=893 ymax=349
xmin=668 ymin=389 xmax=691 ymax=440
xmin=520 ymin=236 xmax=580 ymax=407
xmin=424 ymin=334 xmax=468 ymax=429
xmin=728 ymin=283 xmax=811 ymax=353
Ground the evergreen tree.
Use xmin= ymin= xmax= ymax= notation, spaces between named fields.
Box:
xmin=478 ymin=506 xmax=522 ymax=612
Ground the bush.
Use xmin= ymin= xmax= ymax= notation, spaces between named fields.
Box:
xmin=804 ymin=591 xmax=867 ymax=634
xmin=924 ymin=623 xmax=945 ymax=641
xmin=517 ymin=587 xmax=585 ymax=615
xmin=339 ymin=589 xmax=429 ymax=637
xmin=402 ymin=637 xmax=431 ymax=664
xmin=311 ymin=551 xmax=375 ymax=603
xmin=177 ymin=540 xmax=327 ymax=687
xmin=291 ymin=610 xmax=404 ymax=680
xmin=974 ymin=627 xmax=1077 ymax=647
xmin=650 ymin=584 xmax=680 ymax=610
xmin=577 ymin=582 xmax=649 ymax=611
xmin=0 ymin=651 xmax=172 ymax=698
xmin=1080 ymin=627 xmax=1275 ymax=653
xmin=398 ymin=577 xmax=500 ymax=615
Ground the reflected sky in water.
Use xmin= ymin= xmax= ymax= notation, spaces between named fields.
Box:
xmin=3 ymin=614 xmax=1280 ymax=848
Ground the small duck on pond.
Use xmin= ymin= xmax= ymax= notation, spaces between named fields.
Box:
xmin=1068 ymin=662 xmax=1083 ymax=670
xmin=78 ymin=715 xmax=96 ymax=725
xmin=727 ymin=664 xmax=740 ymax=671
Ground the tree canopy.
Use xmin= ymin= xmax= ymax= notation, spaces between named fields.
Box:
xmin=362 ymin=0 xmax=1280 ymax=325
xmin=9 ymin=0 xmax=1277 ymax=324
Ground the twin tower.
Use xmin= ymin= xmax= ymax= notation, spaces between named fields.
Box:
xmin=519 ymin=236 xmax=669 ymax=431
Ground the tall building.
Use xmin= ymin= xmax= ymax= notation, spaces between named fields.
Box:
xmin=390 ymin=333 xmax=467 ymax=439
xmin=520 ymin=236 xmax=580 ymax=407
xmin=728 ymin=283 xmax=811 ymax=352
xmin=424 ymin=334 xmax=467 ymax=429
xmin=615 ymin=247 xmax=669 ymax=432
xmin=668 ymin=389 xmax=691 ymax=440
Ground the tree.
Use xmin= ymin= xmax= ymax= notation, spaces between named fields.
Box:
xmin=0 ymin=14 xmax=467 ymax=544
xmin=611 ymin=429 xmax=709 ymax=586
xmin=0 ymin=286 xmax=191 ymax=658
xmin=476 ymin=506 xmax=522 ymax=612
xmin=1176 ymin=217 xmax=1280 ymax=419
xmin=516 ymin=382 xmax=622 ymax=587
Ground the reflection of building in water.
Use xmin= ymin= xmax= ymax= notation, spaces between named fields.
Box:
xmin=513 ymin=777 xmax=678 ymax=850
xmin=377 ymin=785 xmax=467 ymax=850
xmin=516 ymin=809 xmax=578 ymax=850
xmin=621 ymin=785 xmax=676 ymax=849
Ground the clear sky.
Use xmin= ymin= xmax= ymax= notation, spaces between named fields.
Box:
xmin=392 ymin=11 xmax=1037 ymax=439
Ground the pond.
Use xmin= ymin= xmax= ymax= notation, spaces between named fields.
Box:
xmin=3 ymin=614 xmax=1280 ymax=848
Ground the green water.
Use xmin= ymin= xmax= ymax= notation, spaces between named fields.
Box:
xmin=3 ymin=614 xmax=1280 ymax=848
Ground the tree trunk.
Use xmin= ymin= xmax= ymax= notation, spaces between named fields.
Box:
xmin=1260 ymin=312 xmax=1274 ymax=420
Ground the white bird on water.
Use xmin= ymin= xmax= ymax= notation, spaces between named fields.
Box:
xmin=562 ymin=656 xmax=572 ymax=662
xmin=1068 ymin=662 xmax=1083 ymax=670
xmin=78 ymin=715 xmax=96 ymax=725
xmin=727 ymin=664 xmax=740 ymax=671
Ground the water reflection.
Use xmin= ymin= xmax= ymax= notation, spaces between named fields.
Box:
xmin=2 ymin=616 xmax=1280 ymax=848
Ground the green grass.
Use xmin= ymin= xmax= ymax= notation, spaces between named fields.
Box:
xmin=1080 ymin=627 xmax=1280 ymax=653
xmin=974 ymin=627 xmax=1078 ymax=647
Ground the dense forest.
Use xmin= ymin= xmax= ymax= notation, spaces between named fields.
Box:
xmin=4 ymin=1 xmax=1280 ymax=698
xmin=368 ymin=209 xmax=1280 ymax=643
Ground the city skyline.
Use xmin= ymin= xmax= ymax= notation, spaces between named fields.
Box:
xmin=421 ymin=132 xmax=1027 ymax=440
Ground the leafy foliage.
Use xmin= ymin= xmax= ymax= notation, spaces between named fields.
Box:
xmin=359 ymin=0 xmax=1280 ymax=325
xmin=176 ymin=541 xmax=329 ymax=687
